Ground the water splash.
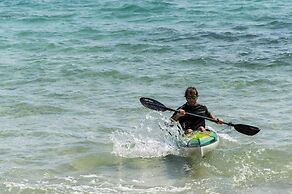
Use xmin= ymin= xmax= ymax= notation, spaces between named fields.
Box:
xmin=111 ymin=112 xmax=179 ymax=158
xmin=111 ymin=114 xmax=238 ymax=158
xmin=218 ymin=132 xmax=238 ymax=143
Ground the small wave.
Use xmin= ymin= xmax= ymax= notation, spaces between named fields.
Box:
xmin=118 ymin=4 xmax=149 ymax=13
xmin=223 ymin=78 xmax=273 ymax=89
xmin=0 ymin=103 xmax=67 ymax=117
xmin=101 ymin=4 xmax=148 ymax=13
xmin=115 ymin=43 xmax=152 ymax=51
xmin=178 ymin=57 xmax=219 ymax=66
xmin=3 ymin=175 xmax=191 ymax=193
xmin=200 ymin=31 xmax=239 ymax=42
xmin=259 ymin=20 xmax=292 ymax=29
xmin=232 ymin=25 xmax=249 ymax=31
xmin=19 ymin=13 xmax=75 ymax=23
xmin=100 ymin=1 xmax=174 ymax=16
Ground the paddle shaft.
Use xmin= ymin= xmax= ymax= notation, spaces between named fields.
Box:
xmin=157 ymin=104 xmax=234 ymax=127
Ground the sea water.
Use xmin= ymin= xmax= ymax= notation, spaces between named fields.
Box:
xmin=0 ymin=0 xmax=291 ymax=193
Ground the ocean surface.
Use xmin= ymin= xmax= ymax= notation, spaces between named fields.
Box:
xmin=0 ymin=0 xmax=292 ymax=193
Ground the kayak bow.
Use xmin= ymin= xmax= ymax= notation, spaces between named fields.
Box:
xmin=177 ymin=127 xmax=219 ymax=157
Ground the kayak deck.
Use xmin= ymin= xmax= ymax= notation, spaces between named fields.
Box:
xmin=177 ymin=128 xmax=219 ymax=157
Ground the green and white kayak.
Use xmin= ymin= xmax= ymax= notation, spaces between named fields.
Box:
xmin=177 ymin=128 xmax=219 ymax=157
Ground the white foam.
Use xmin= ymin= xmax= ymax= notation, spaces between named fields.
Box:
xmin=207 ymin=126 xmax=238 ymax=142
xmin=3 ymin=175 xmax=191 ymax=194
xmin=111 ymin=130 xmax=178 ymax=158
xmin=111 ymin=113 xmax=179 ymax=158
xmin=218 ymin=133 xmax=238 ymax=142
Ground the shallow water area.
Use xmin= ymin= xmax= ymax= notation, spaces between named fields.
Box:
xmin=1 ymin=0 xmax=292 ymax=193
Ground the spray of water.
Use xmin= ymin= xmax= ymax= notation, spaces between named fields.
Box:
xmin=111 ymin=112 xmax=179 ymax=158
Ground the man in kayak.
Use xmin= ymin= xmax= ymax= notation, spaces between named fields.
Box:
xmin=171 ymin=86 xmax=223 ymax=134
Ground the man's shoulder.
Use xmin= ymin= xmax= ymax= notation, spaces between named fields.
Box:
xmin=179 ymin=103 xmax=188 ymax=109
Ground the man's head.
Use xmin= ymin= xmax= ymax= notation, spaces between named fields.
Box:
xmin=184 ymin=86 xmax=199 ymax=105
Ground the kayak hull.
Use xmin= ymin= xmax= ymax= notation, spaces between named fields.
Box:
xmin=177 ymin=128 xmax=219 ymax=157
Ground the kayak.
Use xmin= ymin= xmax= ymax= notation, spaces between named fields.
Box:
xmin=177 ymin=127 xmax=219 ymax=157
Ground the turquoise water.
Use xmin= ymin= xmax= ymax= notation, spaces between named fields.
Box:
xmin=0 ymin=0 xmax=292 ymax=193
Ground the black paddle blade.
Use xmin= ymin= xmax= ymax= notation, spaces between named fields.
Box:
xmin=140 ymin=97 xmax=170 ymax=112
xmin=234 ymin=124 xmax=261 ymax=136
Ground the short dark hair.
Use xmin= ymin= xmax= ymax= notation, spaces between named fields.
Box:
xmin=184 ymin=86 xmax=198 ymax=97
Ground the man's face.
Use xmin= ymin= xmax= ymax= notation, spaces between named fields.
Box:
xmin=186 ymin=90 xmax=198 ymax=106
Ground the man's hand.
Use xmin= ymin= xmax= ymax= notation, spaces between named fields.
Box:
xmin=177 ymin=109 xmax=186 ymax=117
xmin=171 ymin=109 xmax=186 ymax=121
xmin=216 ymin=117 xmax=223 ymax=124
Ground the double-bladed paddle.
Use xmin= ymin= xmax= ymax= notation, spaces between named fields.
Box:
xmin=140 ymin=97 xmax=260 ymax=136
